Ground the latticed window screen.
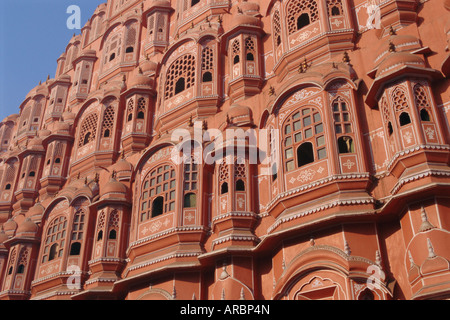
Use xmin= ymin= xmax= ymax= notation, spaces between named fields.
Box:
xmin=7 ymin=248 xmax=16 ymax=274
xmin=287 ymin=0 xmax=319 ymax=35
xmin=165 ymin=54 xmax=196 ymax=99
xmin=18 ymin=248 xmax=29 ymax=272
xmin=414 ymin=84 xmax=430 ymax=109
xmin=184 ymin=156 xmax=198 ymax=191
xmin=137 ymin=97 xmax=146 ymax=119
xmin=232 ymin=39 xmax=241 ymax=64
xmin=127 ymin=98 xmax=134 ymax=122
xmin=392 ymin=87 xmax=409 ymax=113
xmin=125 ymin=24 xmax=137 ymax=52
xmin=71 ymin=209 xmax=85 ymax=242
xmin=140 ymin=164 xmax=177 ymax=222
xmin=78 ymin=113 xmax=98 ymax=147
xmin=332 ymin=98 xmax=352 ymax=134
xmin=109 ymin=210 xmax=120 ymax=229
xmin=414 ymin=84 xmax=432 ymax=122
xmin=283 ymin=107 xmax=326 ymax=171
xmin=202 ymin=46 xmax=214 ymax=82
xmin=273 ymin=10 xmax=282 ymax=47
xmin=42 ymin=216 xmax=67 ymax=263
xmin=245 ymin=37 xmax=256 ymax=61
xmin=326 ymin=0 xmax=343 ymax=16
xmin=102 ymin=106 xmax=115 ymax=138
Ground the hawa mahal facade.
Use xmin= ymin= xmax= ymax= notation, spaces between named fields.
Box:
xmin=0 ymin=0 xmax=449 ymax=300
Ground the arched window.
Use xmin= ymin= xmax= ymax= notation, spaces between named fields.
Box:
xmin=17 ymin=264 xmax=25 ymax=274
xmin=297 ymin=13 xmax=310 ymax=30
xmin=5 ymin=183 xmax=11 ymax=190
xmin=48 ymin=244 xmax=59 ymax=261
xmin=140 ymin=164 xmax=176 ymax=222
xmin=399 ymin=112 xmax=411 ymax=126
xmin=338 ymin=136 xmax=354 ymax=154
xmin=97 ymin=230 xmax=103 ymax=241
xmin=184 ymin=193 xmax=197 ymax=208
xmin=70 ymin=208 xmax=85 ymax=251
xmin=191 ymin=0 xmax=200 ymax=6
xmin=420 ymin=109 xmax=430 ymax=121
xmin=283 ymin=107 xmax=326 ymax=171
xmin=388 ymin=122 xmax=393 ymax=136
xmin=221 ymin=182 xmax=229 ymax=194
xmin=69 ymin=242 xmax=81 ymax=256
xmin=287 ymin=0 xmax=319 ymax=35
xmin=165 ymin=54 xmax=196 ymax=99
xmin=203 ymin=72 xmax=213 ymax=82
xmin=108 ymin=229 xmax=117 ymax=240
xmin=297 ymin=142 xmax=314 ymax=167
xmin=152 ymin=196 xmax=164 ymax=218
xmin=126 ymin=46 xmax=134 ymax=53
xmin=175 ymin=78 xmax=186 ymax=95
xmin=236 ymin=179 xmax=245 ymax=191
xmin=43 ymin=216 xmax=67 ymax=263
xmin=327 ymin=0 xmax=343 ymax=16
xmin=78 ymin=113 xmax=98 ymax=147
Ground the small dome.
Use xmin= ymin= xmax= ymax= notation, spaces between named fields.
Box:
xmin=233 ymin=14 xmax=260 ymax=27
xmin=375 ymin=34 xmax=421 ymax=65
xmin=150 ymin=0 xmax=171 ymax=8
xmin=101 ymin=177 xmax=128 ymax=198
xmin=3 ymin=218 xmax=17 ymax=233
xmin=38 ymin=128 xmax=52 ymax=138
xmin=114 ymin=158 xmax=133 ymax=180
xmin=228 ymin=104 xmax=253 ymax=126
xmin=129 ymin=69 xmax=153 ymax=88
xmin=55 ymin=121 xmax=71 ymax=133
xmin=240 ymin=1 xmax=260 ymax=15
xmin=28 ymin=137 xmax=44 ymax=150
xmin=28 ymin=203 xmax=45 ymax=218
xmin=376 ymin=52 xmax=425 ymax=78
xmin=140 ymin=59 xmax=158 ymax=74
xmin=62 ymin=111 xmax=76 ymax=121
xmin=80 ymin=49 xmax=97 ymax=58
xmin=16 ymin=218 xmax=38 ymax=235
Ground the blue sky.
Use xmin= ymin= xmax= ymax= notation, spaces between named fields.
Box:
xmin=0 ymin=0 xmax=105 ymax=121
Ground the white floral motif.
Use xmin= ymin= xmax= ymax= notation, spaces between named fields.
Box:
xmin=403 ymin=131 xmax=413 ymax=144
xmin=297 ymin=169 xmax=316 ymax=183
xmin=342 ymin=159 xmax=355 ymax=170
xmin=424 ymin=127 xmax=435 ymax=140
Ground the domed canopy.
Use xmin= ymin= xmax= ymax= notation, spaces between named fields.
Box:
xmin=228 ymin=104 xmax=254 ymax=126
xmin=3 ymin=218 xmax=17 ymax=234
xmin=376 ymin=52 xmax=425 ymax=78
xmin=375 ymin=34 xmax=422 ymax=66
xmin=55 ymin=120 xmax=71 ymax=133
xmin=16 ymin=218 xmax=38 ymax=235
xmin=240 ymin=1 xmax=260 ymax=15
xmin=128 ymin=68 xmax=153 ymax=89
xmin=140 ymin=59 xmax=158 ymax=74
xmin=101 ymin=176 xmax=128 ymax=200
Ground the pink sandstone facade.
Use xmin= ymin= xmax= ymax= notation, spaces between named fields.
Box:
xmin=0 ymin=0 xmax=450 ymax=300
